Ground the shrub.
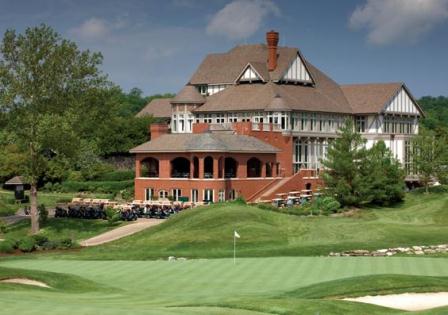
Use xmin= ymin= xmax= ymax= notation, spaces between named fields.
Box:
xmin=17 ymin=237 xmax=36 ymax=252
xmin=96 ymin=170 xmax=134 ymax=181
xmin=234 ymin=196 xmax=247 ymax=205
xmin=60 ymin=180 xmax=134 ymax=193
xmin=0 ymin=219 xmax=7 ymax=234
xmin=32 ymin=234 xmax=49 ymax=247
xmin=121 ymin=187 xmax=134 ymax=201
xmin=321 ymin=196 xmax=341 ymax=214
xmin=38 ymin=204 xmax=48 ymax=225
xmin=57 ymin=238 xmax=74 ymax=249
xmin=105 ymin=207 xmax=121 ymax=224
xmin=0 ymin=239 xmax=16 ymax=253
xmin=41 ymin=240 xmax=58 ymax=250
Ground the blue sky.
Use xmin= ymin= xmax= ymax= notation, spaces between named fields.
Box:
xmin=0 ymin=0 xmax=447 ymax=97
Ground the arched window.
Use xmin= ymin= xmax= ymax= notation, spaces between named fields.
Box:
xmin=141 ymin=157 xmax=159 ymax=177
xmin=265 ymin=163 xmax=272 ymax=177
xmin=204 ymin=156 xmax=214 ymax=178
xmin=171 ymin=157 xmax=190 ymax=178
xmin=247 ymin=157 xmax=261 ymax=178
xmin=193 ymin=157 xmax=199 ymax=178
xmin=224 ymin=157 xmax=238 ymax=178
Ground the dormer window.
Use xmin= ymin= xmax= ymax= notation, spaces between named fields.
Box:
xmin=198 ymin=85 xmax=208 ymax=95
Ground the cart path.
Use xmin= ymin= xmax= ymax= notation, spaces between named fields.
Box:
xmin=80 ymin=218 xmax=164 ymax=247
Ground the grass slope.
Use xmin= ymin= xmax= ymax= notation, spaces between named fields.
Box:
xmin=63 ymin=191 xmax=448 ymax=260
xmin=2 ymin=217 xmax=124 ymax=242
xmin=0 ymin=257 xmax=447 ymax=314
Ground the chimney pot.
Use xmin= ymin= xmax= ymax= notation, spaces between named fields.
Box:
xmin=266 ymin=30 xmax=279 ymax=71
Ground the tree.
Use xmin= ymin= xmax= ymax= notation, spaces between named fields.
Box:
xmin=361 ymin=141 xmax=405 ymax=205
xmin=321 ymin=120 xmax=368 ymax=206
xmin=412 ymin=127 xmax=448 ymax=193
xmin=0 ymin=24 xmax=107 ymax=233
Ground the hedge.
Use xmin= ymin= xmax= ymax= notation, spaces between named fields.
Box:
xmin=60 ymin=180 xmax=134 ymax=193
xmin=95 ymin=170 xmax=134 ymax=182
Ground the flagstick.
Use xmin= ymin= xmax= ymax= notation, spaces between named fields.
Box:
xmin=233 ymin=233 xmax=236 ymax=265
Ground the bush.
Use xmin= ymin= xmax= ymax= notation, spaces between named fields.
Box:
xmin=41 ymin=240 xmax=58 ymax=250
xmin=95 ymin=170 xmax=134 ymax=181
xmin=105 ymin=207 xmax=121 ymax=224
xmin=32 ymin=234 xmax=49 ymax=247
xmin=38 ymin=204 xmax=48 ymax=225
xmin=234 ymin=197 xmax=247 ymax=205
xmin=0 ymin=239 xmax=16 ymax=253
xmin=17 ymin=237 xmax=36 ymax=252
xmin=121 ymin=187 xmax=134 ymax=201
xmin=57 ymin=238 xmax=74 ymax=249
xmin=0 ymin=219 xmax=7 ymax=234
xmin=321 ymin=196 xmax=341 ymax=214
xmin=60 ymin=180 xmax=134 ymax=193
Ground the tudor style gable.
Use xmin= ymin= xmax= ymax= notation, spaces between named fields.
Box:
xmin=384 ymin=86 xmax=422 ymax=116
xmin=281 ymin=53 xmax=313 ymax=83
xmin=236 ymin=63 xmax=265 ymax=83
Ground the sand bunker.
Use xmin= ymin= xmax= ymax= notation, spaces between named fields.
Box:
xmin=0 ymin=278 xmax=51 ymax=288
xmin=343 ymin=292 xmax=448 ymax=311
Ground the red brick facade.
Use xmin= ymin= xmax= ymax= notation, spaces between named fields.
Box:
xmin=134 ymin=122 xmax=322 ymax=203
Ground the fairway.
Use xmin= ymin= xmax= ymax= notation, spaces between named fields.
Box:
xmin=1 ymin=257 xmax=448 ymax=314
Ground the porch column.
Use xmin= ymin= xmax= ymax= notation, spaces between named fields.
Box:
xmin=199 ymin=157 xmax=204 ymax=179
xmin=237 ymin=159 xmax=247 ymax=178
xmin=213 ymin=157 xmax=219 ymax=179
xmin=221 ymin=157 xmax=225 ymax=178
xmin=190 ymin=157 xmax=195 ymax=179
xmin=135 ymin=158 xmax=142 ymax=177
xmin=261 ymin=161 xmax=266 ymax=178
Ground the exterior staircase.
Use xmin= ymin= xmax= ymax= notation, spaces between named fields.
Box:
xmin=247 ymin=169 xmax=322 ymax=203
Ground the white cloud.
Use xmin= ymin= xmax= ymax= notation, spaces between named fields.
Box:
xmin=69 ymin=17 xmax=110 ymax=40
xmin=206 ymin=0 xmax=280 ymax=40
xmin=350 ymin=0 xmax=448 ymax=45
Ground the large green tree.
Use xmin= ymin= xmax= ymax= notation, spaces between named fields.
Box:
xmin=361 ymin=141 xmax=405 ymax=205
xmin=412 ymin=127 xmax=448 ymax=193
xmin=321 ymin=120 xmax=368 ymax=206
xmin=0 ymin=24 xmax=108 ymax=233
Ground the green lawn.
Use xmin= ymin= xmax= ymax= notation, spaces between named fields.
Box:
xmin=0 ymin=189 xmax=113 ymax=217
xmin=1 ymin=217 xmax=124 ymax=242
xmin=53 ymin=191 xmax=448 ymax=260
xmin=0 ymin=257 xmax=447 ymax=314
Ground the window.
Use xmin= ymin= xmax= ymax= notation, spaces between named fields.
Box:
xmin=300 ymin=113 xmax=307 ymax=131
xmin=355 ymin=116 xmax=366 ymax=133
xmin=191 ymin=189 xmax=199 ymax=203
xmin=145 ymin=188 xmax=154 ymax=201
xmin=218 ymin=190 xmax=225 ymax=202
xmin=228 ymin=189 xmax=236 ymax=200
xmin=228 ymin=113 xmax=238 ymax=123
xmin=171 ymin=189 xmax=181 ymax=201
xmin=198 ymin=85 xmax=208 ymax=95
xmin=204 ymin=189 xmax=214 ymax=203
xmin=159 ymin=190 xmax=168 ymax=199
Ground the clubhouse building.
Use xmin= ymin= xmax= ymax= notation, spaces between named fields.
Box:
xmin=132 ymin=31 xmax=423 ymax=203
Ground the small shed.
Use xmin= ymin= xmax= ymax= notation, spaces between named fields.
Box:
xmin=4 ymin=176 xmax=29 ymax=201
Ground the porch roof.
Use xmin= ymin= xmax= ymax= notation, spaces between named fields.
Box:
xmin=130 ymin=133 xmax=279 ymax=154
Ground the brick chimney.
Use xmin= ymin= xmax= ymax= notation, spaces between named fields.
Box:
xmin=149 ymin=123 xmax=169 ymax=141
xmin=266 ymin=30 xmax=279 ymax=71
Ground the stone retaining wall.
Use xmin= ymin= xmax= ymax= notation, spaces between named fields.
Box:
xmin=329 ymin=244 xmax=447 ymax=257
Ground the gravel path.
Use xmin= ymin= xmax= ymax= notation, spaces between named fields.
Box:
xmin=80 ymin=218 xmax=163 ymax=247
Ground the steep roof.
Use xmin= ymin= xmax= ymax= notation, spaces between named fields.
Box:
xmin=4 ymin=176 xmax=25 ymax=185
xmin=136 ymin=98 xmax=172 ymax=118
xmin=130 ymin=133 xmax=279 ymax=154
xmin=341 ymin=83 xmax=403 ymax=114
xmin=171 ymin=85 xmax=205 ymax=104
xmin=189 ymin=44 xmax=299 ymax=84
xmin=194 ymin=61 xmax=353 ymax=114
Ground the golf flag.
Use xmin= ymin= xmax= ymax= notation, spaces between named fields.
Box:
xmin=233 ymin=230 xmax=240 ymax=264
xmin=234 ymin=230 xmax=240 ymax=238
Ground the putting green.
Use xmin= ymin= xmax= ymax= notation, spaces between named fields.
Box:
xmin=1 ymin=257 xmax=448 ymax=314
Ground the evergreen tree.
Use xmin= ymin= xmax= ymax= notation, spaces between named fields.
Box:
xmin=321 ymin=120 xmax=368 ymax=206
xmin=361 ymin=141 xmax=405 ymax=205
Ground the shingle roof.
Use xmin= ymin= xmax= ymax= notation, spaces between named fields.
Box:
xmin=136 ymin=98 xmax=172 ymax=118
xmin=171 ymin=85 xmax=205 ymax=104
xmin=130 ymin=133 xmax=280 ymax=153
xmin=341 ymin=83 xmax=403 ymax=114
xmin=189 ymin=44 xmax=299 ymax=84
xmin=4 ymin=176 xmax=25 ymax=185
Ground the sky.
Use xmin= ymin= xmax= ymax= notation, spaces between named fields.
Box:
xmin=0 ymin=0 xmax=447 ymax=98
